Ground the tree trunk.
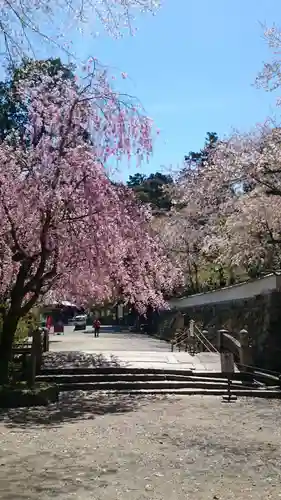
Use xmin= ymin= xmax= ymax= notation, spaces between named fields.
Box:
xmin=193 ymin=263 xmax=199 ymax=293
xmin=0 ymin=313 xmax=19 ymax=384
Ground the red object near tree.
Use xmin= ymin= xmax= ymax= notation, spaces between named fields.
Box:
xmin=46 ymin=316 xmax=53 ymax=330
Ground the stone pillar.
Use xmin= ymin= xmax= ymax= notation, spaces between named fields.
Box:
xmin=239 ymin=328 xmax=253 ymax=370
xmin=201 ymin=330 xmax=209 ymax=352
xmin=217 ymin=329 xmax=229 ymax=372
xmin=221 ymin=352 xmax=235 ymax=373
xmin=189 ymin=319 xmax=195 ymax=338
xmin=217 ymin=328 xmax=228 ymax=352
xmin=173 ymin=312 xmax=184 ymax=331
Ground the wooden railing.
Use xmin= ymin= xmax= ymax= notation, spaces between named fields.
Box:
xmin=170 ymin=319 xmax=253 ymax=368
xmin=217 ymin=328 xmax=253 ymax=369
xmin=169 ymin=317 xmax=281 ymax=386
xmin=193 ymin=324 xmax=219 ymax=353
xmin=171 ymin=324 xmax=204 ymax=355
xmin=171 ymin=319 xmax=218 ymax=355
xmin=171 ymin=328 xmax=190 ymax=352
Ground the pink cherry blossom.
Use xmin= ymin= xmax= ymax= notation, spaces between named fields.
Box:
xmin=152 ymin=207 xmax=205 ymax=293
xmin=0 ymin=0 xmax=161 ymax=60
xmin=0 ymin=62 xmax=182 ymax=377
xmin=171 ymin=124 xmax=281 ymax=281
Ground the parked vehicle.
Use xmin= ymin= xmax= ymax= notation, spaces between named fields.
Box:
xmin=74 ymin=314 xmax=87 ymax=331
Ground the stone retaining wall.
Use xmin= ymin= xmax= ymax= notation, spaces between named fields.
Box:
xmin=159 ymin=274 xmax=281 ymax=371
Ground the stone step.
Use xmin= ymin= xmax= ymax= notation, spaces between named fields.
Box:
xmin=195 ymin=370 xmax=280 ymax=387
xmin=54 ymin=380 xmax=257 ymax=391
xmin=40 ymin=367 xmax=194 ymax=376
xmin=41 ymin=366 xmax=243 ymax=377
xmin=40 ymin=366 xmax=257 ymax=383
xmin=37 ymin=373 xmax=256 ymax=388
xmin=38 ymin=372 xmax=240 ymax=381
xmin=38 ymin=373 xmax=196 ymax=383
xmin=107 ymin=388 xmax=281 ymax=398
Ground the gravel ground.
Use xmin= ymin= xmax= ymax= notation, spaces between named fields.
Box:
xmin=0 ymin=394 xmax=281 ymax=500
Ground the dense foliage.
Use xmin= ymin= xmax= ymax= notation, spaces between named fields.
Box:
xmin=127 ymin=172 xmax=173 ymax=211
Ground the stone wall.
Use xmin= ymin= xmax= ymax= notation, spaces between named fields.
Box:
xmin=169 ymin=272 xmax=281 ymax=309
xmin=164 ymin=287 xmax=281 ymax=371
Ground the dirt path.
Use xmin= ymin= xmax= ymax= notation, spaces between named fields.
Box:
xmin=0 ymin=394 xmax=281 ymax=499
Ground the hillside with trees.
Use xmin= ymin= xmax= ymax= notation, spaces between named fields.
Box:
xmin=152 ymin=124 xmax=281 ymax=295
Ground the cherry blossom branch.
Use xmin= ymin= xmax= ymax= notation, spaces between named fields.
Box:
xmin=0 ymin=0 xmax=161 ymax=62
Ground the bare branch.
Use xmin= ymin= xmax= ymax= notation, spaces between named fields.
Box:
xmin=0 ymin=0 xmax=161 ymax=62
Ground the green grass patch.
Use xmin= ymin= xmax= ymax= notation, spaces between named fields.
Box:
xmin=0 ymin=382 xmax=59 ymax=408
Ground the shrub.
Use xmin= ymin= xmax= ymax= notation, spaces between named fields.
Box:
xmin=14 ymin=311 xmax=39 ymax=343
xmin=0 ymin=304 xmax=39 ymax=345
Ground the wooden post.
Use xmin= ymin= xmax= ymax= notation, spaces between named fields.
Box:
xmin=184 ymin=328 xmax=188 ymax=352
xmin=32 ymin=329 xmax=43 ymax=375
xmin=27 ymin=334 xmax=38 ymax=387
xmin=189 ymin=320 xmax=195 ymax=338
xmin=239 ymin=328 xmax=253 ymax=371
xmin=220 ymin=352 xmax=237 ymax=403
xmin=42 ymin=328 xmax=49 ymax=352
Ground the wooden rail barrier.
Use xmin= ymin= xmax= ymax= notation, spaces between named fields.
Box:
xmin=11 ymin=327 xmax=49 ymax=387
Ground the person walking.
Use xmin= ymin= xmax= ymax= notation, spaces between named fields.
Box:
xmin=46 ymin=315 xmax=52 ymax=332
xmin=54 ymin=318 xmax=64 ymax=335
xmin=93 ymin=318 xmax=101 ymax=338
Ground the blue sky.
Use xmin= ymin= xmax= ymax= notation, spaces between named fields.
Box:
xmin=74 ymin=0 xmax=281 ymax=178
xmin=74 ymin=0 xmax=281 ymax=181
xmin=11 ymin=0 xmax=281 ymax=181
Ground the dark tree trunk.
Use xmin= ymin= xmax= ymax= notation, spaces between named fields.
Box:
xmin=0 ymin=313 xmax=20 ymax=384
xmin=193 ymin=263 xmax=199 ymax=293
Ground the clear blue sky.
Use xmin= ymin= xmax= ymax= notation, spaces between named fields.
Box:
xmin=18 ymin=1 xmax=281 ymax=180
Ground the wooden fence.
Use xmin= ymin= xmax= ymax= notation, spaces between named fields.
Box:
xmin=11 ymin=327 xmax=49 ymax=387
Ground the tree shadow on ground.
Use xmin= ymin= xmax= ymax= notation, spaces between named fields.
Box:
xmin=153 ymin=343 xmax=172 ymax=350
xmin=0 ymin=351 xmax=166 ymax=429
xmin=0 ymin=391 xmax=163 ymax=429
xmin=42 ymin=351 xmax=124 ymax=369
